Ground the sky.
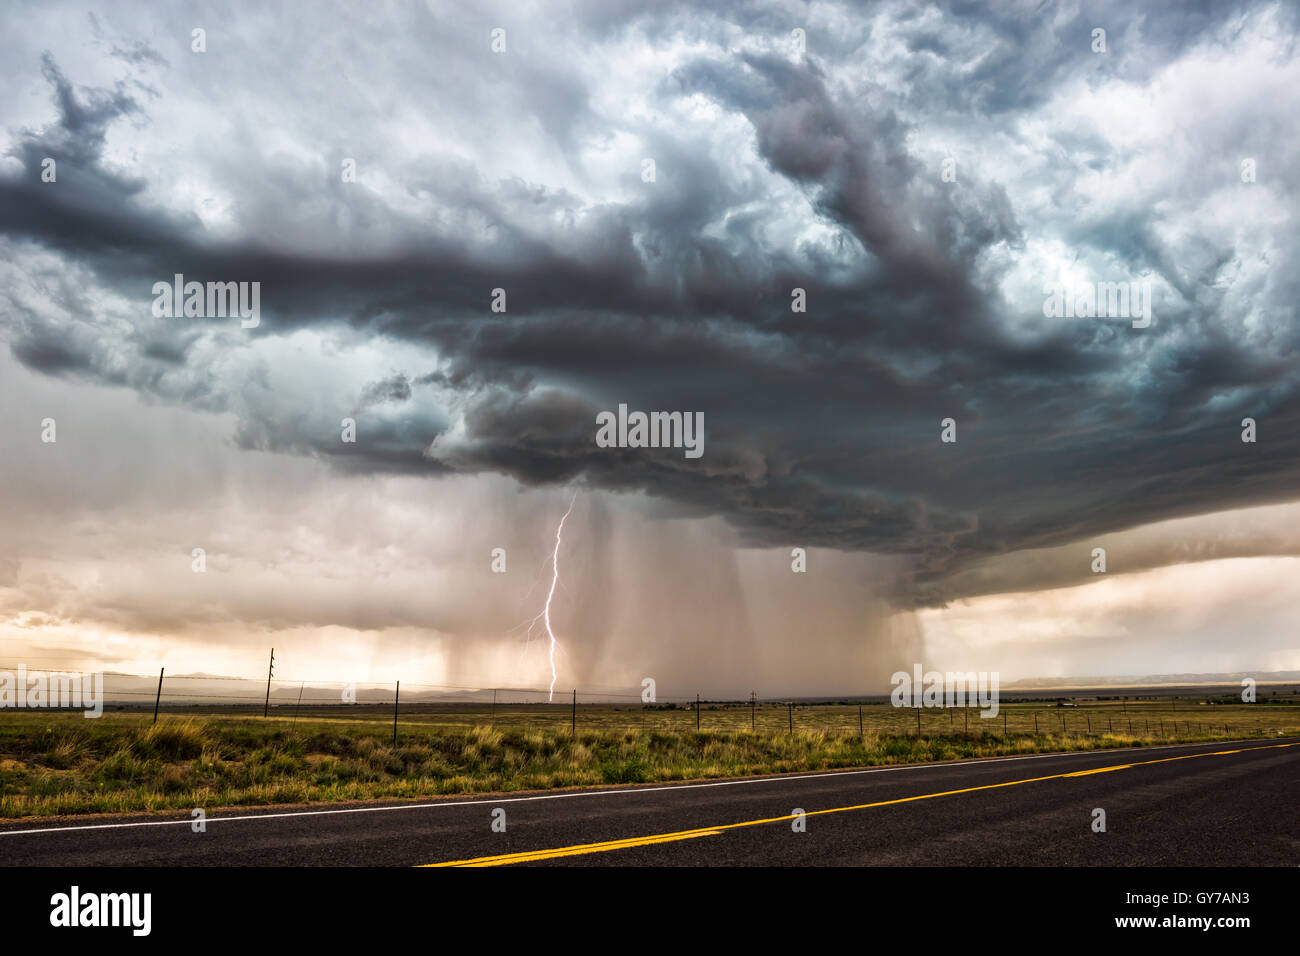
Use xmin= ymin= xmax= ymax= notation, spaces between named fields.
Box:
xmin=1 ymin=0 xmax=1298 ymax=698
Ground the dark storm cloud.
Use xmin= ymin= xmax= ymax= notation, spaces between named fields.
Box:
xmin=109 ymin=41 xmax=169 ymax=69
xmin=2 ymin=0 xmax=1298 ymax=607
xmin=357 ymin=373 xmax=413 ymax=408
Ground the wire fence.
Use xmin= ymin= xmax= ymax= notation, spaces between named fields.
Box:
xmin=2 ymin=658 xmax=1297 ymax=741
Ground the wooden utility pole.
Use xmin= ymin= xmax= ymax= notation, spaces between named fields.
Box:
xmin=571 ymin=688 xmax=576 ymax=734
xmin=392 ymin=681 xmax=400 ymax=744
xmin=152 ymin=668 xmax=164 ymax=725
xmin=263 ymin=648 xmax=274 ymax=717
xmin=750 ymin=691 xmax=757 ymax=731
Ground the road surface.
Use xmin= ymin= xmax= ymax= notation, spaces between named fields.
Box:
xmin=1 ymin=738 xmax=1295 ymax=866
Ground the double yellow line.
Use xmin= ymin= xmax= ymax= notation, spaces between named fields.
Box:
xmin=422 ymin=742 xmax=1297 ymax=867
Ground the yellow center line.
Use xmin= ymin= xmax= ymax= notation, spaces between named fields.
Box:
xmin=1063 ymin=764 xmax=1135 ymax=776
xmin=437 ymin=829 xmax=725 ymax=867
xmin=421 ymin=742 xmax=1298 ymax=867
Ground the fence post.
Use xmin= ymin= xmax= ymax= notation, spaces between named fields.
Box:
xmin=1034 ymin=712 xmax=1038 ymax=735
xmin=858 ymin=704 xmax=863 ymax=735
xmin=263 ymin=648 xmax=274 ymax=718
xmin=696 ymin=694 xmax=700 ymax=731
xmin=393 ymin=681 xmax=400 ymax=744
xmin=788 ymin=702 xmax=793 ymax=734
xmin=572 ymin=689 xmax=576 ymax=734
xmin=152 ymin=667 xmax=164 ymax=725
xmin=751 ymin=694 xmax=756 ymax=731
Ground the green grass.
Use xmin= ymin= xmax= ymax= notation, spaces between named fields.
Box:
xmin=0 ymin=697 xmax=1295 ymax=819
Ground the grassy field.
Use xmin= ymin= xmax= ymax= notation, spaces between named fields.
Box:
xmin=0 ymin=696 xmax=1295 ymax=819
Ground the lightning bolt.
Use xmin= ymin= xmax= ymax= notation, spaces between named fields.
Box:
xmin=511 ymin=494 xmax=577 ymax=702
xmin=542 ymin=495 xmax=576 ymax=701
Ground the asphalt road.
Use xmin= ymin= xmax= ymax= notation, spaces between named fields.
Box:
xmin=1 ymin=738 xmax=1296 ymax=866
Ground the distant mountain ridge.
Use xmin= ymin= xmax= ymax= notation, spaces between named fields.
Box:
xmin=1001 ymin=671 xmax=1300 ymax=689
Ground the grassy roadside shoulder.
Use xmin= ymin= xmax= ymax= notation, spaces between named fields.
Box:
xmin=1 ymin=712 xmax=1295 ymax=819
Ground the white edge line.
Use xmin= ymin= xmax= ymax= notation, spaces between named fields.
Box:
xmin=0 ymin=737 xmax=1291 ymax=837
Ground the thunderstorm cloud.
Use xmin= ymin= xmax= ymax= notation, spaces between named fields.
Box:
xmin=1 ymin=1 xmax=1298 ymax=690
